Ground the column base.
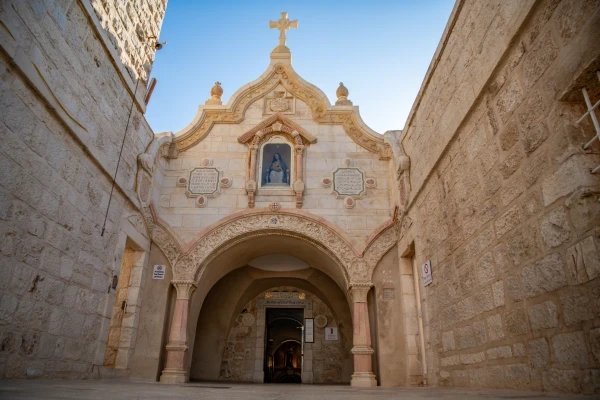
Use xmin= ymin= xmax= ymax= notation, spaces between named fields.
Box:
xmin=351 ymin=372 xmax=377 ymax=387
xmin=302 ymin=372 xmax=313 ymax=383
xmin=252 ymin=370 xmax=264 ymax=383
xmin=160 ymin=368 xmax=188 ymax=384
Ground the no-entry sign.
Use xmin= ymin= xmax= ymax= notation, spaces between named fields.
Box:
xmin=422 ymin=261 xmax=432 ymax=286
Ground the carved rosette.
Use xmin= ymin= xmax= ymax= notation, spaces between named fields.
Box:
xmin=220 ymin=177 xmax=233 ymax=188
xmin=196 ymin=195 xmax=208 ymax=208
xmin=344 ymin=197 xmax=356 ymax=209
xmin=176 ymin=177 xmax=187 ymax=187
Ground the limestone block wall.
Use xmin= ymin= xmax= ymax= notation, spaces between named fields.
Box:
xmin=399 ymin=0 xmax=600 ymax=394
xmin=159 ymin=96 xmax=392 ymax=244
xmin=218 ymin=288 xmax=343 ymax=384
xmin=89 ymin=0 xmax=166 ymax=82
xmin=0 ymin=0 xmax=163 ymax=379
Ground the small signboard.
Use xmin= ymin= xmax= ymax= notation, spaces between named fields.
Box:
xmin=422 ymin=260 xmax=433 ymax=286
xmin=305 ymin=318 xmax=314 ymax=343
xmin=153 ymin=264 xmax=166 ymax=280
xmin=325 ymin=327 xmax=338 ymax=341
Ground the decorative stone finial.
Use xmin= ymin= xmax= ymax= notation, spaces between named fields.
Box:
xmin=335 ymin=82 xmax=352 ymax=106
xmin=206 ymin=81 xmax=223 ymax=105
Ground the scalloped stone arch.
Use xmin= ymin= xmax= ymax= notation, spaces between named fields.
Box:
xmin=193 ymin=230 xmax=351 ymax=285
xmin=170 ymin=211 xmax=359 ymax=285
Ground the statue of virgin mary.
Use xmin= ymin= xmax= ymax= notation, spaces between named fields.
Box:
xmin=266 ymin=153 xmax=289 ymax=185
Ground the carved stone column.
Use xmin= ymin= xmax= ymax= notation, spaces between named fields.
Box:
xmin=294 ymin=142 xmax=305 ymax=208
xmin=160 ymin=280 xmax=196 ymax=384
xmin=349 ymin=283 xmax=377 ymax=387
xmin=247 ymin=143 xmax=259 ymax=208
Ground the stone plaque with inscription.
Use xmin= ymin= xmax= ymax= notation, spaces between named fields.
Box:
xmin=333 ymin=168 xmax=365 ymax=198
xmin=187 ymin=167 xmax=220 ymax=197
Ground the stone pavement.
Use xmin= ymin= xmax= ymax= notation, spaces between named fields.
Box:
xmin=0 ymin=380 xmax=591 ymax=400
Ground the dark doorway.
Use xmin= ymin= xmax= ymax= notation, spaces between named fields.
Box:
xmin=264 ymin=308 xmax=303 ymax=383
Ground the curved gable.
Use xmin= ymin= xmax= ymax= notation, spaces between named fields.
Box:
xmin=173 ymin=62 xmax=391 ymax=159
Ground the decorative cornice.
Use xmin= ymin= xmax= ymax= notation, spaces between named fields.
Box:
xmin=171 ymin=63 xmax=390 ymax=159
xmin=238 ymin=112 xmax=316 ymax=145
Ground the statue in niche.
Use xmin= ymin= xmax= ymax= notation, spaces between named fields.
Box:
xmin=261 ymin=143 xmax=291 ymax=187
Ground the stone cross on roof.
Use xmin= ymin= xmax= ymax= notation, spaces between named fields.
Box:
xmin=269 ymin=12 xmax=298 ymax=48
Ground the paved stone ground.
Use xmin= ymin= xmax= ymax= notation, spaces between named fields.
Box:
xmin=0 ymin=380 xmax=591 ymax=400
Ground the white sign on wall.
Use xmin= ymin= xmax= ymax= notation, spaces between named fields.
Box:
xmin=187 ymin=168 xmax=220 ymax=196
xmin=305 ymin=318 xmax=314 ymax=343
xmin=332 ymin=168 xmax=365 ymax=197
xmin=153 ymin=264 xmax=166 ymax=280
xmin=325 ymin=327 xmax=338 ymax=341
xmin=422 ymin=260 xmax=433 ymax=286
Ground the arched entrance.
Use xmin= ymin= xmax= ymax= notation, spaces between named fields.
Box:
xmin=154 ymin=211 xmax=395 ymax=387
xmin=186 ymin=240 xmax=354 ymax=384
xmin=190 ymin=271 xmax=353 ymax=383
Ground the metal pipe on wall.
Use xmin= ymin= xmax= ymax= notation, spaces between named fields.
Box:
xmin=412 ymin=259 xmax=428 ymax=386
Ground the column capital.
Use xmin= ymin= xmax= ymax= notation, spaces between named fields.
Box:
xmin=172 ymin=280 xmax=196 ymax=300
xmin=349 ymin=282 xmax=373 ymax=303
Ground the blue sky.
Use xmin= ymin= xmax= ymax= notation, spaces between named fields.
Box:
xmin=145 ymin=0 xmax=455 ymax=135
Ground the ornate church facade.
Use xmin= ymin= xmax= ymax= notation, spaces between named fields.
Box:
xmin=0 ymin=0 xmax=599 ymax=394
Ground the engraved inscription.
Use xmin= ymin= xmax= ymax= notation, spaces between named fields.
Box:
xmin=333 ymin=168 xmax=365 ymax=197
xmin=265 ymin=291 xmax=305 ymax=299
xmin=188 ymin=168 xmax=219 ymax=195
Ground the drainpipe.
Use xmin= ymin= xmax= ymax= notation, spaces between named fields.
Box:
xmin=412 ymin=260 xmax=428 ymax=386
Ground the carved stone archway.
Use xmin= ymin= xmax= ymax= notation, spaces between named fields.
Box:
xmin=172 ymin=211 xmax=358 ymax=286
xmin=153 ymin=209 xmax=401 ymax=385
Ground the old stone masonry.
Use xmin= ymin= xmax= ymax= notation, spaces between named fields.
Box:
xmin=0 ymin=0 xmax=599 ymax=396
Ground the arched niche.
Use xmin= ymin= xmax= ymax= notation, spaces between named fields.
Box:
xmin=189 ymin=269 xmax=353 ymax=384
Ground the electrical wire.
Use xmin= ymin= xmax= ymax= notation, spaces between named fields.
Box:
xmin=101 ymin=77 xmax=142 ymax=237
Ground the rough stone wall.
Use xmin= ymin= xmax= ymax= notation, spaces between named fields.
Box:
xmin=89 ymin=0 xmax=166 ymax=82
xmin=0 ymin=0 xmax=163 ymax=378
xmin=218 ymin=288 xmax=343 ymax=383
xmin=159 ymin=95 xmax=392 ymax=244
xmin=400 ymin=0 xmax=600 ymax=394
